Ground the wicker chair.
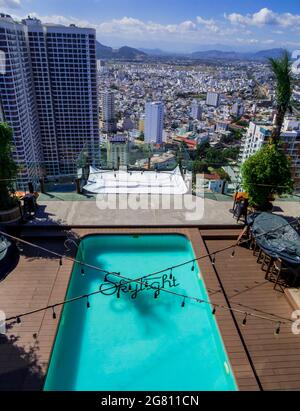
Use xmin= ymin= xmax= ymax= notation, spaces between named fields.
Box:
xmin=272 ymin=259 xmax=300 ymax=292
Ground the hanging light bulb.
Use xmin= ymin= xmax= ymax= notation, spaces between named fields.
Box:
xmin=128 ymin=283 xmax=132 ymax=291
xmin=181 ymin=297 xmax=186 ymax=308
xmin=242 ymin=313 xmax=247 ymax=326
xmin=52 ymin=307 xmax=56 ymax=319
xmin=231 ymin=248 xmax=236 ymax=258
xmin=191 ymin=261 xmax=195 ymax=271
xmin=169 ymin=268 xmax=173 ymax=280
xmin=86 ymin=296 xmax=90 ymax=309
xmin=17 ymin=317 xmax=21 ymax=324
xmin=59 ymin=257 xmax=63 ymax=266
xmin=212 ymin=306 xmax=216 ymax=315
xmin=81 ymin=264 xmax=85 ymax=275
xmin=275 ymin=322 xmax=281 ymax=336
xmin=212 ymin=254 xmax=216 ymax=265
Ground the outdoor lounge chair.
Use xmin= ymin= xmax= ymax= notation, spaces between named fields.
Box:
xmin=233 ymin=199 xmax=249 ymax=223
xmin=272 ymin=259 xmax=300 ymax=292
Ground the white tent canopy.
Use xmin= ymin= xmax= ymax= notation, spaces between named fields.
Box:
xmin=83 ymin=166 xmax=188 ymax=195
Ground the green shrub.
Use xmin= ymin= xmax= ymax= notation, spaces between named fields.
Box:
xmin=0 ymin=123 xmax=19 ymax=211
xmin=241 ymin=143 xmax=293 ymax=207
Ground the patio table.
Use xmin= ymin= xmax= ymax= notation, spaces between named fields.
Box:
xmin=251 ymin=212 xmax=300 ymax=266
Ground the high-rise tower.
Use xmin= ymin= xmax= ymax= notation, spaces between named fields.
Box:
xmin=144 ymin=101 xmax=164 ymax=145
xmin=0 ymin=14 xmax=99 ymax=185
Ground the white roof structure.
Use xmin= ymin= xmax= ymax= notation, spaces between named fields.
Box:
xmin=83 ymin=166 xmax=188 ymax=195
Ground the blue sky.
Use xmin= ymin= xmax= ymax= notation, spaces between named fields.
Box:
xmin=1 ymin=0 xmax=300 ymax=51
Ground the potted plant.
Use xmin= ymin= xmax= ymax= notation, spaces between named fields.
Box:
xmin=241 ymin=144 xmax=293 ymax=211
xmin=0 ymin=123 xmax=21 ymax=223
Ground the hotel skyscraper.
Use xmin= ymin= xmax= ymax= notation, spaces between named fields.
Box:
xmin=0 ymin=14 xmax=99 ymax=186
xmin=144 ymin=101 xmax=164 ymax=145
xmin=100 ymin=90 xmax=117 ymax=134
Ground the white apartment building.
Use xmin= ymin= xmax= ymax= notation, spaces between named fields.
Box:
xmin=107 ymin=135 xmax=128 ymax=169
xmin=216 ymin=121 xmax=229 ymax=133
xmin=206 ymin=92 xmax=220 ymax=107
xmin=191 ymin=99 xmax=202 ymax=120
xmin=0 ymin=14 xmax=99 ymax=185
xmin=240 ymin=120 xmax=300 ymax=191
xmin=144 ymin=101 xmax=164 ymax=145
xmin=231 ymin=102 xmax=244 ymax=117
xmin=100 ymin=90 xmax=117 ymax=134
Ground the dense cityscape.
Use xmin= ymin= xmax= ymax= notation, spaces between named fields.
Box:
xmin=97 ymin=58 xmax=300 ymax=190
xmin=0 ymin=13 xmax=300 ymax=196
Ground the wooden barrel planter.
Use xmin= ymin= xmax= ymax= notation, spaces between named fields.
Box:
xmin=0 ymin=206 xmax=21 ymax=224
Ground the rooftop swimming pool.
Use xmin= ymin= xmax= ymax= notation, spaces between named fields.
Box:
xmin=44 ymin=234 xmax=237 ymax=391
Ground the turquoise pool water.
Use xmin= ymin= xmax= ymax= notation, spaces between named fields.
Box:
xmin=44 ymin=234 xmax=237 ymax=391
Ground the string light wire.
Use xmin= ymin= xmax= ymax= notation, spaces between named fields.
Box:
xmin=0 ymin=216 xmax=298 ymax=328
xmin=4 ymin=269 xmax=292 ymax=326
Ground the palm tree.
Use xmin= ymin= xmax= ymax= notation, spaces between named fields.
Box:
xmin=269 ymin=51 xmax=293 ymax=144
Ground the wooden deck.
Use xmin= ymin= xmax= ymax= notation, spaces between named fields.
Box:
xmin=0 ymin=240 xmax=74 ymax=390
xmin=0 ymin=227 xmax=299 ymax=391
xmin=202 ymin=232 xmax=300 ymax=391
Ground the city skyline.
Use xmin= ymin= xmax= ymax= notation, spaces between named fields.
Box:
xmin=0 ymin=0 xmax=300 ymax=52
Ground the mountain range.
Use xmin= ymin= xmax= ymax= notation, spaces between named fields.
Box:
xmin=96 ymin=41 xmax=147 ymax=60
xmin=190 ymin=48 xmax=287 ymax=60
xmin=96 ymin=41 xmax=287 ymax=61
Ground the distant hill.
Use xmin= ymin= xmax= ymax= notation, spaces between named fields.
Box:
xmin=96 ymin=41 xmax=147 ymax=60
xmin=117 ymin=46 xmax=147 ymax=59
xmin=96 ymin=42 xmax=115 ymax=58
xmin=252 ymin=48 xmax=288 ymax=59
xmin=138 ymin=48 xmax=177 ymax=56
xmin=190 ymin=48 xmax=288 ymax=61
xmin=96 ymin=42 xmax=288 ymax=62
xmin=191 ymin=50 xmax=242 ymax=60
xmin=140 ymin=44 xmax=236 ymax=56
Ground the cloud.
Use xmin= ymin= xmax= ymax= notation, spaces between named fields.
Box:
xmin=226 ymin=7 xmax=300 ymax=28
xmin=0 ymin=0 xmax=21 ymax=9
xmin=262 ymin=39 xmax=275 ymax=45
xmin=2 ymin=10 xmax=295 ymax=50
xmin=98 ymin=16 xmax=199 ymax=35
xmin=26 ymin=12 xmax=98 ymax=29
xmin=24 ymin=14 xmax=215 ymax=37
xmin=236 ymin=38 xmax=259 ymax=45
xmin=196 ymin=15 xmax=220 ymax=32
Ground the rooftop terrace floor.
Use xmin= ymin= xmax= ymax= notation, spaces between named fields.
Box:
xmin=0 ymin=227 xmax=299 ymax=391
xmin=23 ymin=197 xmax=299 ymax=227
